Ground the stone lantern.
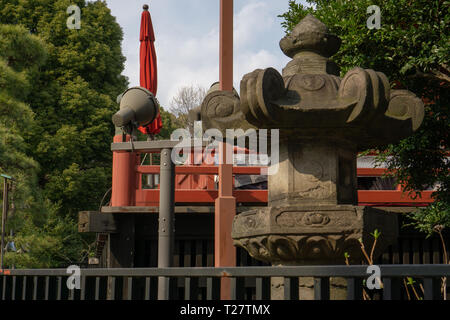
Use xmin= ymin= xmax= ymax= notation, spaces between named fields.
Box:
xmin=201 ymin=15 xmax=424 ymax=299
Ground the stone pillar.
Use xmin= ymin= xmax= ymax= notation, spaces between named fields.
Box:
xmin=269 ymin=136 xmax=358 ymax=208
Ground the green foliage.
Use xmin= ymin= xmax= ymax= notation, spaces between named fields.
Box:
xmin=280 ymin=0 xmax=450 ymax=229
xmin=156 ymin=106 xmax=182 ymax=140
xmin=0 ymin=0 xmax=128 ymax=268
xmin=404 ymin=202 xmax=450 ymax=237
xmin=370 ymin=229 xmax=381 ymax=240
xmin=280 ymin=0 xmax=449 ymax=82
xmin=0 ymin=24 xmax=44 ymax=210
xmin=0 ymin=0 xmax=128 ymax=218
xmin=0 ymin=24 xmax=89 ymax=268
xmin=6 ymin=205 xmax=90 ymax=268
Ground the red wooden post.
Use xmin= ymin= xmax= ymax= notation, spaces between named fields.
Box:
xmin=217 ymin=0 xmax=236 ymax=300
xmin=111 ymin=134 xmax=137 ymax=207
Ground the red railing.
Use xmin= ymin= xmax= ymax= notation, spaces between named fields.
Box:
xmin=134 ymin=164 xmax=434 ymax=207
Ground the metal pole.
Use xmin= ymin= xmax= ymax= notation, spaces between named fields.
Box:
xmin=157 ymin=148 xmax=175 ymax=300
xmin=1 ymin=178 xmax=8 ymax=270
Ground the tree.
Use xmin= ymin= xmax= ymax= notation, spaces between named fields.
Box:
xmin=155 ymin=106 xmax=180 ymax=140
xmin=279 ymin=0 xmax=450 ymax=227
xmin=0 ymin=24 xmax=87 ymax=268
xmin=0 ymin=0 xmax=129 ymax=218
xmin=170 ymin=85 xmax=206 ymax=131
xmin=0 ymin=24 xmax=46 ymax=221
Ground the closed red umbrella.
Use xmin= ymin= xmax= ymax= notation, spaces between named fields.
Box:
xmin=138 ymin=4 xmax=162 ymax=135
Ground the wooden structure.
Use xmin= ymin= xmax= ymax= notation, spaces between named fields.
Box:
xmin=79 ymin=151 xmax=436 ymax=266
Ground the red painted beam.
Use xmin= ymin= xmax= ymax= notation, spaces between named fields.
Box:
xmin=135 ymin=189 xmax=267 ymax=206
xmin=138 ymin=165 xmax=392 ymax=176
xmin=358 ymin=190 xmax=434 ymax=204
xmin=137 ymin=165 xmax=265 ymax=175
xmin=357 ymin=168 xmax=391 ymax=176
xmin=135 ymin=189 xmax=434 ymax=206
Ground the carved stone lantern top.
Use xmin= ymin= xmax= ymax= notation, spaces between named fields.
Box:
xmin=280 ymin=14 xmax=341 ymax=60
xmin=218 ymin=15 xmax=424 ymax=267
xmin=201 ymin=14 xmax=424 ymax=151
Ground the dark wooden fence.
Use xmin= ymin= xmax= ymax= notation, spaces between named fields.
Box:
xmin=1 ymin=265 xmax=449 ymax=300
xmin=96 ymin=212 xmax=450 ymax=268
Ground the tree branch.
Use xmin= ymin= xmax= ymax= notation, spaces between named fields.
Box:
xmin=410 ymin=64 xmax=450 ymax=86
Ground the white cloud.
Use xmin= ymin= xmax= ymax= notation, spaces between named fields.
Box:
xmin=105 ymin=0 xmax=294 ymax=107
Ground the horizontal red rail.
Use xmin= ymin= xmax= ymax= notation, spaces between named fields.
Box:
xmin=137 ymin=166 xmax=391 ymax=176
xmin=135 ymin=165 xmax=434 ymax=207
xmin=136 ymin=189 xmax=267 ymax=206
xmin=358 ymin=190 xmax=434 ymax=206
xmin=135 ymin=189 xmax=434 ymax=206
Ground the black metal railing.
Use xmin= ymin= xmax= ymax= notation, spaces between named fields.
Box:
xmin=1 ymin=265 xmax=449 ymax=300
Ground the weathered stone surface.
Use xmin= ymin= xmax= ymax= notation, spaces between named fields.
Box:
xmin=232 ymin=205 xmax=398 ymax=265
xmin=200 ymin=82 xmax=255 ymax=133
xmin=269 ymin=137 xmax=357 ymax=206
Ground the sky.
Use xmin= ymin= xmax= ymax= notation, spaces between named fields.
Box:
xmin=97 ymin=0 xmax=307 ymax=109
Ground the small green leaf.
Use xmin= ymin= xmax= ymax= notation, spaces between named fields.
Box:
xmin=370 ymin=229 xmax=381 ymax=240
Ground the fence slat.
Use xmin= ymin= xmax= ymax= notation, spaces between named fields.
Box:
xmin=255 ymin=277 xmax=270 ymax=300
xmin=432 ymin=238 xmax=441 ymax=263
xmin=33 ymin=276 xmax=38 ymax=300
xmin=145 ymin=277 xmax=151 ymax=300
xmin=12 ymin=276 xmax=16 ymax=300
xmin=402 ymin=239 xmax=411 ymax=264
xmin=206 ymin=240 xmax=214 ymax=267
xmin=108 ymin=276 xmax=116 ymax=300
xmin=195 ymin=240 xmax=203 ymax=267
xmin=22 ymin=276 xmax=27 ymax=300
xmin=423 ymin=277 xmax=441 ymax=300
xmin=314 ymin=277 xmax=330 ymax=300
xmin=173 ymin=240 xmax=180 ymax=267
xmin=44 ymin=276 xmax=49 ymax=300
xmin=2 ymin=275 xmax=6 ymax=300
xmin=346 ymin=278 xmax=363 ymax=300
xmin=206 ymin=277 xmax=220 ymax=300
xmin=184 ymin=277 xmax=199 ymax=300
xmin=127 ymin=277 xmax=133 ymax=300
xmin=56 ymin=277 xmax=62 ymax=300
xmin=80 ymin=276 xmax=86 ymax=300
xmin=284 ymin=277 xmax=299 ymax=300
xmin=423 ymin=239 xmax=431 ymax=264
xmin=231 ymin=277 xmax=245 ymax=300
xmin=382 ymin=277 xmax=401 ymax=300
xmin=95 ymin=276 xmax=100 ymax=300
xmin=69 ymin=288 xmax=74 ymax=300
xmin=184 ymin=241 xmax=192 ymax=267
xmin=413 ymin=239 xmax=420 ymax=264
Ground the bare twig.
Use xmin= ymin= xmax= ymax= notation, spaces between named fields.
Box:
xmin=409 ymin=65 xmax=450 ymax=86
xmin=362 ymin=289 xmax=371 ymax=300
xmin=410 ymin=282 xmax=421 ymax=300
xmin=359 ymin=240 xmax=372 ymax=265
xmin=435 ymin=227 xmax=448 ymax=300
xmin=403 ymin=278 xmax=411 ymax=301
xmin=369 ymin=238 xmax=378 ymax=265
